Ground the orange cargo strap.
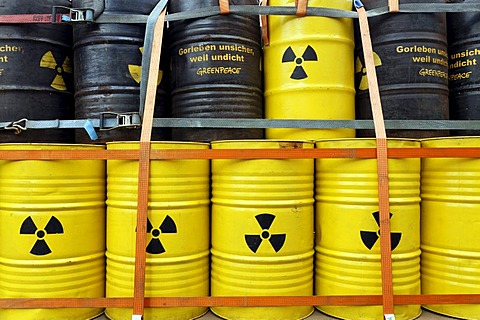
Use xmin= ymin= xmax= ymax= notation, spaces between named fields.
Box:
xmin=2 ymin=147 xmax=480 ymax=161
xmin=356 ymin=1 xmax=395 ymax=319
xmin=261 ymin=0 xmax=270 ymax=46
xmin=219 ymin=0 xmax=230 ymax=14
xmin=132 ymin=5 xmax=167 ymax=320
xmin=295 ymin=0 xmax=308 ymax=16
xmin=2 ymin=293 xmax=480 ymax=309
xmin=389 ymin=0 xmax=399 ymax=12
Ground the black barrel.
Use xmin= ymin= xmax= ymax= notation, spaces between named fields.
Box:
xmin=355 ymin=0 xmax=449 ymax=138
xmin=0 ymin=0 xmax=74 ymax=142
xmin=448 ymin=0 xmax=480 ymax=136
xmin=168 ymin=0 xmax=263 ymax=142
xmin=73 ymin=0 xmax=170 ymax=143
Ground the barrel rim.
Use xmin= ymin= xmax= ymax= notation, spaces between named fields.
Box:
xmin=314 ymin=138 xmax=421 ymax=146
xmin=211 ymin=139 xmax=314 ymax=145
xmin=315 ymin=137 xmax=419 ymax=142
xmin=107 ymin=141 xmax=210 ymax=148
xmin=421 ymin=136 xmax=480 ymax=144
xmin=0 ymin=143 xmax=104 ymax=150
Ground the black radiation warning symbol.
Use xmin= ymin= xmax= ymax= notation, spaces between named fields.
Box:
xmin=146 ymin=215 xmax=177 ymax=254
xmin=360 ymin=211 xmax=402 ymax=251
xmin=20 ymin=216 xmax=64 ymax=256
xmin=282 ymin=45 xmax=318 ymax=80
xmin=245 ymin=213 xmax=286 ymax=253
xmin=39 ymin=51 xmax=72 ymax=91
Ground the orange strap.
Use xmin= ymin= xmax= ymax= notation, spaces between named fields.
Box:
xmin=132 ymin=7 xmax=167 ymax=319
xmin=295 ymin=0 xmax=308 ymax=16
xmin=389 ymin=0 xmax=399 ymax=12
xmin=219 ymin=0 xmax=230 ymax=14
xmin=1 ymin=147 xmax=480 ymax=160
xmin=261 ymin=0 xmax=269 ymax=46
xmin=2 ymin=294 xmax=480 ymax=308
xmin=356 ymin=5 xmax=394 ymax=318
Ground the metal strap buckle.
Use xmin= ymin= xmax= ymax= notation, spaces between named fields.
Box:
xmin=52 ymin=6 xmax=94 ymax=23
xmin=4 ymin=118 xmax=28 ymax=134
xmin=99 ymin=112 xmax=141 ymax=131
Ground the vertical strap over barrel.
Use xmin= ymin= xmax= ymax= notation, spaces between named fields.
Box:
xmin=389 ymin=0 xmax=399 ymax=13
xmin=295 ymin=0 xmax=308 ymax=16
xmin=355 ymin=1 xmax=395 ymax=319
xmin=261 ymin=0 xmax=270 ymax=46
xmin=133 ymin=0 xmax=168 ymax=319
xmin=219 ymin=0 xmax=230 ymax=14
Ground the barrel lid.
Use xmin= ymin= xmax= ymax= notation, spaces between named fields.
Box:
xmin=211 ymin=139 xmax=314 ymax=149
xmin=107 ymin=141 xmax=209 ymax=150
xmin=0 ymin=143 xmax=104 ymax=150
xmin=421 ymin=136 xmax=480 ymax=147
xmin=315 ymin=138 xmax=420 ymax=148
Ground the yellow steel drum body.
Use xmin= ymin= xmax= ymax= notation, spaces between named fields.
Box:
xmin=264 ymin=0 xmax=355 ymax=139
xmin=0 ymin=144 xmax=105 ymax=320
xmin=315 ymin=139 xmax=421 ymax=320
xmin=106 ymin=142 xmax=210 ymax=320
xmin=211 ymin=140 xmax=315 ymax=320
xmin=421 ymin=137 xmax=480 ymax=319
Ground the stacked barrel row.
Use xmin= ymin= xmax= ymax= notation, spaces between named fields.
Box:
xmin=1 ymin=0 xmax=479 ymax=144
xmin=0 ymin=1 xmax=479 ymax=320
xmin=1 ymin=137 xmax=480 ymax=320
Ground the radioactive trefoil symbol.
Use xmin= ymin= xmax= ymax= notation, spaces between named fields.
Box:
xmin=245 ymin=213 xmax=286 ymax=253
xmin=128 ymin=47 xmax=163 ymax=85
xmin=40 ymin=51 xmax=72 ymax=91
xmin=355 ymin=52 xmax=382 ymax=90
xmin=282 ymin=45 xmax=318 ymax=80
xmin=360 ymin=211 xmax=402 ymax=251
xmin=146 ymin=215 xmax=177 ymax=254
xmin=20 ymin=216 xmax=64 ymax=256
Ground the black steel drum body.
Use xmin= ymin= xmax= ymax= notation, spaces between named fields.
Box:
xmin=73 ymin=0 xmax=170 ymax=143
xmin=355 ymin=0 xmax=449 ymax=138
xmin=448 ymin=0 xmax=480 ymax=135
xmin=168 ymin=0 xmax=263 ymax=142
xmin=0 ymin=0 xmax=74 ymax=142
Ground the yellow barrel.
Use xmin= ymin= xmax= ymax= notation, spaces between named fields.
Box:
xmin=264 ymin=0 xmax=355 ymax=140
xmin=315 ymin=139 xmax=421 ymax=320
xmin=421 ymin=137 xmax=480 ymax=319
xmin=211 ymin=140 xmax=314 ymax=320
xmin=0 ymin=144 xmax=105 ymax=320
xmin=105 ymin=142 xmax=210 ymax=320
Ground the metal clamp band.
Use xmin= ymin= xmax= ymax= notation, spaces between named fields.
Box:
xmin=3 ymin=118 xmax=28 ymax=134
xmin=52 ymin=6 xmax=94 ymax=23
xmin=99 ymin=112 xmax=141 ymax=130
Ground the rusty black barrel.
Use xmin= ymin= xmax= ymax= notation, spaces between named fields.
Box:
xmin=73 ymin=0 xmax=170 ymax=143
xmin=355 ymin=0 xmax=449 ymax=138
xmin=0 ymin=0 xmax=74 ymax=142
xmin=448 ymin=0 xmax=480 ymax=136
xmin=168 ymin=0 xmax=263 ymax=142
